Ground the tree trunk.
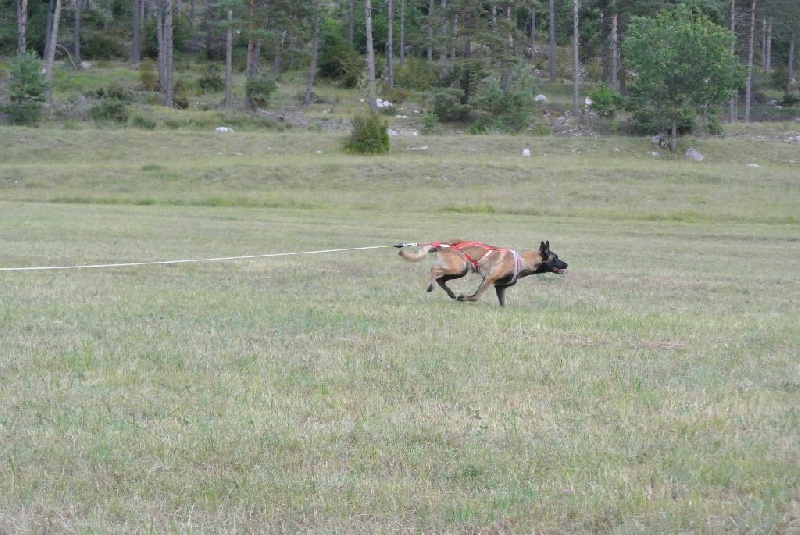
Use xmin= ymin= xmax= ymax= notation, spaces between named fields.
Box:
xmin=303 ymin=2 xmax=322 ymax=108
xmin=745 ymin=0 xmax=757 ymax=123
xmin=530 ymin=7 xmax=536 ymax=64
xmin=131 ymin=0 xmax=141 ymax=62
xmin=610 ymin=11 xmax=618 ymax=90
xmin=73 ymin=1 xmax=82 ymax=63
xmin=244 ymin=0 xmax=259 ymax=110
xmin=549 ymin=0 xmax=556 ymax=82
xmin=572 ymin=0 xmax=580 ymax=112
xmin=729 ymin=0 xmax=737 ymax=122
xmin=387 ymin=0 xmax=394 ymax=88
xmin=400 ymin=0 xmax=405 ymax=64
xmin=224 ymin=8 xmax=233 ymax=108
xmin=158 ymin=0 xmax=174 ymax=107
xmin=44 ymin=0 xmax=61 ymax=105
xmin=16 ymin=0 xmax=28 ymax=52
xmin=427 ymin=0 xmax=434 ymax=61
xmin=348 ymin=0 xmax=354 ymax=47
xmin=439 ymin=0 xmax=447 ymax=78
xmin=765 ymin=21 xmax=771 ymax=71
xmin=365 ymin=0 xmax=378 ymax=112
xmin=670 ymin=116 xmax=678 ymax=153
xmin=788 ymin=27 xmax=797 ymax=93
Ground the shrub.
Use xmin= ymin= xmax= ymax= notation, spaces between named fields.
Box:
xmin=81 ymin=32 xmax=127 ymax=60
xmin=5 ymin=51 xmax=47 ymax=126
xmin=393 ymin=58 xmax=438 ymax=90
xmin=245 ymin=74 xmax=277 ymax=110
xmin=173 ymin=79 xmax=189 ymax=109
xmin=318 ymin=23 xmax=362 ymax=88
xmin=139 ymin=60 xmax=158 ymax=92
xmin=430 ymin=88 xmax=468 ymax=122
xmin=131 ymin=115 xmax=157 ymax=130
xmin=420 ymin=111 xmax=442 ymax=135
xmin=588 ymin=83 xmax=624 ymax=118
xmin=198 ymin=64 xmax=224 ymax=93
xmin=469 ymin=76 xmax=534 ymax=133
xmin=91 ymin=99 xmax=129 ymax=124
xmin=344 ymin=113 xmax=390 ymax=154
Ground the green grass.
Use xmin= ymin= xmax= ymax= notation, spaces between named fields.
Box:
xmin=0 ymin=126 xmax=798 ymax=532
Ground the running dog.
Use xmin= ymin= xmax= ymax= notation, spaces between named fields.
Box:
xmin=395 ymin=239 xmax=568 ymax=306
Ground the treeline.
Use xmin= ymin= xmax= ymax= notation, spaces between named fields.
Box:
xmin=2 ymin=0 xmax=799 ymax=143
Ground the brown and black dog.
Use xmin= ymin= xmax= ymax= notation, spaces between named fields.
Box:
xmin=395 ymin=239 xmax=568 ymax=306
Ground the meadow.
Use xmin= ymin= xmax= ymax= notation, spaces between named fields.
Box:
xmin=0 ymin=125 xmax=798 ymax=533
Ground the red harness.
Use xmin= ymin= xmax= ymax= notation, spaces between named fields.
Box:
xmin=431 ymin=241 xmax=503 ymax=270
xmin=432 ymin=241 xmax=523 ymax=283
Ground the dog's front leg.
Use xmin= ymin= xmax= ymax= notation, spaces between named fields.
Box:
xmin=457 ymin=276 xmax=496 ymax=303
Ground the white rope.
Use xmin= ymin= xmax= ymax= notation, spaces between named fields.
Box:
xmin=0 ymin=245 xmax=391 ymax=272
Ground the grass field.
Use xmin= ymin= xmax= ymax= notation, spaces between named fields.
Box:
xmin=1 ymin=126 xmax=798 ymax=533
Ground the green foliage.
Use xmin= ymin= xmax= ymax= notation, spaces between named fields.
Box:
xmin=420 ymin=111 xmax=442 ymax=135
xmin=318 ymin=22 xmax=362 ymax=88
xmin=468 ymin=71 xmax=536 ymax=133
xmin=131 ymin=115 xmax=157 ymax=130
xmin=91 ymin=83 xmax=131 ymax=124
xmin=622 ymin=4 xmax=744 ymax=146
xmin=344 ymin=113 xmax=390 ymax=154
xmin=173 ymin=79 xmax=189 ymax=109
xmin=139 ymin=60 xmax=158 ymax=92
xmin=80 ymin=31 xmax=127 ymax=60
xmin=94 ymin=83 xmax=132 ymax=102
xmin=393 ymin=58 xmax=438 ymax=91
xmin=91 ymin=98 xmax=130 ymax=123
xmin=4 ymin=50 xmax=47 ymax=126
xmin=245 ymin=74 xmax=277 ymax=110
xmin=430 ymin=88 xmax=468 ymax=122
xmin=198 ymin=64 xmax=224 ymax=93
xmin=588 ymin=83 xmax=624 ymax=118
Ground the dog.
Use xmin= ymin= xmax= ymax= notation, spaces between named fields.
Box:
xmin=395 ymin=239 xmax=568 ymax=306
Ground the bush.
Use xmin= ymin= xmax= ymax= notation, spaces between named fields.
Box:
xmin=318 ymin=23 xmax=362 ymax=88
xmin=588 ymin=83 xmax=624 ymax=118
xmin=198 ymin=64 xmax=224 ymax=93
xmin=81 ymin=32 xmax=127 ymax=60
xmin=393 ymin=58 xmax=438 ymax=91
xmin=420 ymin=111 xmax=442 ymax=135
xmin=344 ymin=113 xmax=390 ymax=154
xmin=245 ymin=74 xmax=277 ymax=110
xmin=139 ymin=60 xmax=158 ymax=92
xmin=5 ymin=51 xmax=47 ymax=126
xmin=131 ymin=115 xmax=157 ymax=130
xmin=173 ymin=79 xmax=189 ymax=109
xmin=469 ymin=76 xmax=535 ymax=133
xmin=91 ymin=99 xmax=129 ymax=124
xmin=430 ymin=88 xmax=468 ymax=122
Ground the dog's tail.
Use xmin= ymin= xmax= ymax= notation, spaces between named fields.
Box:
xmin=397 ymin=243 xmax=437 ymax=262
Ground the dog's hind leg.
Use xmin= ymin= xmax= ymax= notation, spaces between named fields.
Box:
xmin=495 ymin=285 xmax=507 ymax=307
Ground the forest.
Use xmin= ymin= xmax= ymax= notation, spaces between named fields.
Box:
xmin=2 ymin=0 xmax=799 ymax=146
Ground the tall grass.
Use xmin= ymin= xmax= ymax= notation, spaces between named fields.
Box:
xmin=0 ymin=127 xmax=798 ymax=532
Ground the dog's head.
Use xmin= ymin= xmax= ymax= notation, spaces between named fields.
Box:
xmin=537 ymin=240 xmax=568 ymax=274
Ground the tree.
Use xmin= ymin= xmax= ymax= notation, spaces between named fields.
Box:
xmin=623 ymin=3 xmax=744 ymax=151
xmin=16 ymin=0 xmax=28 ymax=52
xmin=303 ymin=0 xmax=322 ymax=107
xmin=365 ymin=0 xmax=378 ymax=112
xmin=744 ymin=0 xmax=756 ymax=122
xmin=156 ymin=0 xmax=174 ymax=107
xmin=572 ymin=0 xmax=580 ymax=112
xmin=5 ymin=50 xmax=47 ymax=125
xmin=43 ymin=0 xmax=61 ymax=105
